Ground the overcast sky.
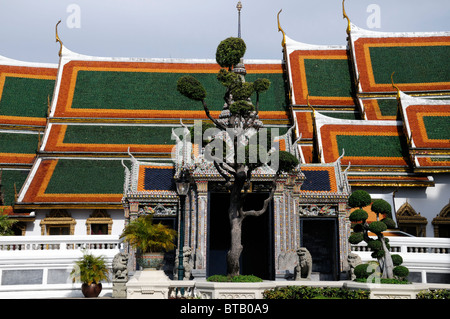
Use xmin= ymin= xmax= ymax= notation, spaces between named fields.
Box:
xmin=0 ymin=0 xmax=449 ymax=64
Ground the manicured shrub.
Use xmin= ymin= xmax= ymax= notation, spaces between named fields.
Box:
xmin=393 ymin=265 xmax=409 ymax=280
xmin=371 ymin=199 xmax=392 ymax=218
xmin=369 ymin=221 xmax=387 ymax=234
xmin=348 ymin=190 xmax=371 ymax=208
xmin=349 ymin=209 xmax=368 ymax=222
xmin=381 ymin=217 xmax=396 ymax=229
xmin=215 ymin=37 xmax=246 ymax=69
xmin=354 ymin=263 xmax=376 ymax=279
xmin=349 ymin=232 xmax=364 ymax=244
xmin=391 ymin=254 xmax=403 ymax=266
xmin=177 ymin=76 xmax=207 ymax=101
xmin=367 ymin=239 xmax=383 ymax=250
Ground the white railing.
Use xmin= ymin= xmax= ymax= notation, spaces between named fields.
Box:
xmin=0 ymin=235 xmax=123 ymax=252
xmin=0 ymin=235 xmax=123 ymax=298
xmin=351 ymin=236 xmax=450 ymax=283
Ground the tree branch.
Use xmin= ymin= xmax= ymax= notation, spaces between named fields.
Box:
xmin=240 ymin=172 xmax=279 ymax=217
xmin=202 ymin=100 xmax=226 ymax=131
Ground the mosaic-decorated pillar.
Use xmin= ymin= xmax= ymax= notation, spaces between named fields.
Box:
xmin=338 ymin=202 xmax=351 ymax=273
xmin=192 ymin=180 xmax=208 ymax=278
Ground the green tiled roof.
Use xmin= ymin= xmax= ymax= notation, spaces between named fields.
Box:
xmin=71 ymin=71 xmax=287 ymax=112
xmin=423 ymin=116 xmax=450 ymax=140
xmin=0 ymin=77 xmax=54 ymax=118
xmin=303 ymin=59 xmax=354 ymax=97
xmin=62 ymin=125 xmax=176 ymax=145
xmin=370 ymin=46 xmax=450 ymax=84
xmin=336 ymin=135 xmax=408 ymax=158
xmin=0 ymin=132 xmax=39 ymax=154
xmin=1 ymin=169 xmax=28 ymax=206
xmin=44 ymin=159 xmax=125 ymax=195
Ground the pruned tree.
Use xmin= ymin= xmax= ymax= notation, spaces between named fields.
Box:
xmin=348 ymin=190 xmax=408 ymax=280
xmin=177 ymin=37 xmax=299 ymax=276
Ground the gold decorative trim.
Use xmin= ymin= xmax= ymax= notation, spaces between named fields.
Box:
xmin=277 ymin=9 xmax=286 ymax=47
xmin=342 ymin=0 xmax=351 ymax=35
xmin=55 ymin=20 xmax=63 ymax=57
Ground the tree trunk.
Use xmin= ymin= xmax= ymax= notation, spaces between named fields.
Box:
xmin=226 ymin=169 xmax=246 ymax=277
xmin=379 ymin=235 xmax=394 ymax=279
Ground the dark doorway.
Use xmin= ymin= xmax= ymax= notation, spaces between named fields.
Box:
xmin=208 ymin=192 xmax=274 ymax=280
xmin=300 ymin=218 xmax=339 ymax=280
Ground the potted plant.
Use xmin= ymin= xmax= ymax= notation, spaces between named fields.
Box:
xmin=70 ymin=251 xmax=110 ymax=297
xmin=120 ymin=214 xmax=177 ymax=270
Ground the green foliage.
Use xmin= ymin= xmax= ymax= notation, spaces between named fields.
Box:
xmin=381 ymin=217 xmax=396 ymax=229
xmin=371 ymin=199 xmax=392 ymax=217
xmin=253 ymin=78 xmax=271 ymax=93
xmin=0 ymin=213 xmax=18 ymax=236
xmin=349 ymin=232 xmax=364 ymax=244
xmin=215 ymin=37 xmax=246 ymax=69
xmin=354 ymin=263 xmax=377 ymax=279
xmin=368 ymin=221 xmax=388 ymax=234
xmin=71 ymin=252 xmax=110 ymax=285
xmin=229 ymin=100 xmax=254 ymax=116
xmin=417 ymin=289 xmax=450 ymax=299
xmin=207 ymin=274 xmax=263 ymax=282
xmin=217 ymin=69 xmax=240 ymax=88
xmin=391 ymin=254 xmax=403 ymax=266
xmin=277 ymin=150 xmax=300 ymax=173
xmin=367 ymin=239 xmax=383 ymax=250
xmin=231 ymin=82 xmax=254 ymax=101
xmin=349 ymin=209 xmax=368 ymax=222
xmin=263 ymin=286 xmax=369 ymax=299
xmin=177 ymin=75 xmax=207 ymax=101
xmin=348 ymin=190 xmax=372 ymax=208
xmin=393 ymin=265 xmax=409 ymax=280
xmin=120 ymin=214 xmax=177 ymax=253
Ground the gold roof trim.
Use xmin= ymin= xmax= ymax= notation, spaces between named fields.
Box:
xmin=277 ymin=9 xmax=286 ymax=47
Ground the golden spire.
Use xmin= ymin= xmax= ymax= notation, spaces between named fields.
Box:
xmin=342 ymin=0 xmax=351 ymax=35
xmin=55 ymin=20 xmax=63 ymax=57
xmin=391 ymin=72 xmax=401 ymax=99
xmin=277 ymin=9 xmax=286 ymax=47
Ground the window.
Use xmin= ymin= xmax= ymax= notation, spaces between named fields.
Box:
xmin=86 ymin=210 xmax=112 ymax=235
xmin=432 ymin=204 xmax=450 ymax=238
xmin=40 ymin=210 xmax=76 ymax=235
xmin=396 ymin=202 xmax=427 ymax=237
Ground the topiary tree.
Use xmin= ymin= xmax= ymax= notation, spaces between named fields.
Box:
xmin=348 ymin=190 xmax=407 ymax=280
xmin=177 ymin=37 xmax=299 ymax=277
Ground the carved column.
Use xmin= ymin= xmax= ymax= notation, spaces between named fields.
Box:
xmin=192 ymin=180 xmax=208 ymax=278
xmin=338 ymin=202 xmax=351 ymax=273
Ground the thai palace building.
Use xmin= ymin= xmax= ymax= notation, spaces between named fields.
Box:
xmin=0 ymin=7 xmax=449 ymax=281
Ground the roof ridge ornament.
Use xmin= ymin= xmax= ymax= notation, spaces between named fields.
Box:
xmin=342 ymin=0 xmax=351 ymax=35
xmin=55 ymin=20 xmax=63 ymax=57
xmin=277 ymin=9 xmax=286 ymax=47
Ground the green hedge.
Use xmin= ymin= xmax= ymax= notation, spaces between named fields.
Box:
xmin=416 ymin=289 xmax=450 ymax=299
xmin=207 ymin=275 xmax=263 ymax=282
xmin=263 ymin=286 xmax=369 ymax=299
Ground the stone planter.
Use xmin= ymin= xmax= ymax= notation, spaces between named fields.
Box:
xmin=344 ymin=282 xmax=428 ymax=299
xmin=195 ymin=282 xmax=275 ymax=299
xmin=136 ymin=252 xmax=164 ymax=270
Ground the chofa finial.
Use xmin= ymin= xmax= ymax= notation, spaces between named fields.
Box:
xmin=277 ymin=9 xmax=286 ymax=47
xmin=55 ymin=20 xmax=63 ymax=57
xmin=342 ymin=0 xmax=351 ymax=35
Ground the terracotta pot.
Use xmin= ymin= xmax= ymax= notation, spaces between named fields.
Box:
xmin=81 ymin=283 xmax=102 ymax=297
xmin=136 ymin=252 xmax=165 ymax=270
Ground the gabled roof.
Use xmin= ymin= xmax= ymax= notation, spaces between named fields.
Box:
xmin=284 ymin=36 xmax=355 ymax=107
xmin=49 ymin=46 xmax=288 ymax=122
xmin=348 ymin=24 xmax=450 ymax=96
xmin=398 ymin=92 xmax=450 ymax=172
xmin=314 ymin=112 xmax=409 ymax=170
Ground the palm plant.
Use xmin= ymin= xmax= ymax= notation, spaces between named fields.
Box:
xmin=71 ymin=252 xmax=110 ymax=285
xmin=120 ymin=214 xmax=177 ymax=253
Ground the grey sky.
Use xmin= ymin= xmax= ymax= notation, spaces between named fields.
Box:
xmin=0 ymin=0 xmax=449 ymax=64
